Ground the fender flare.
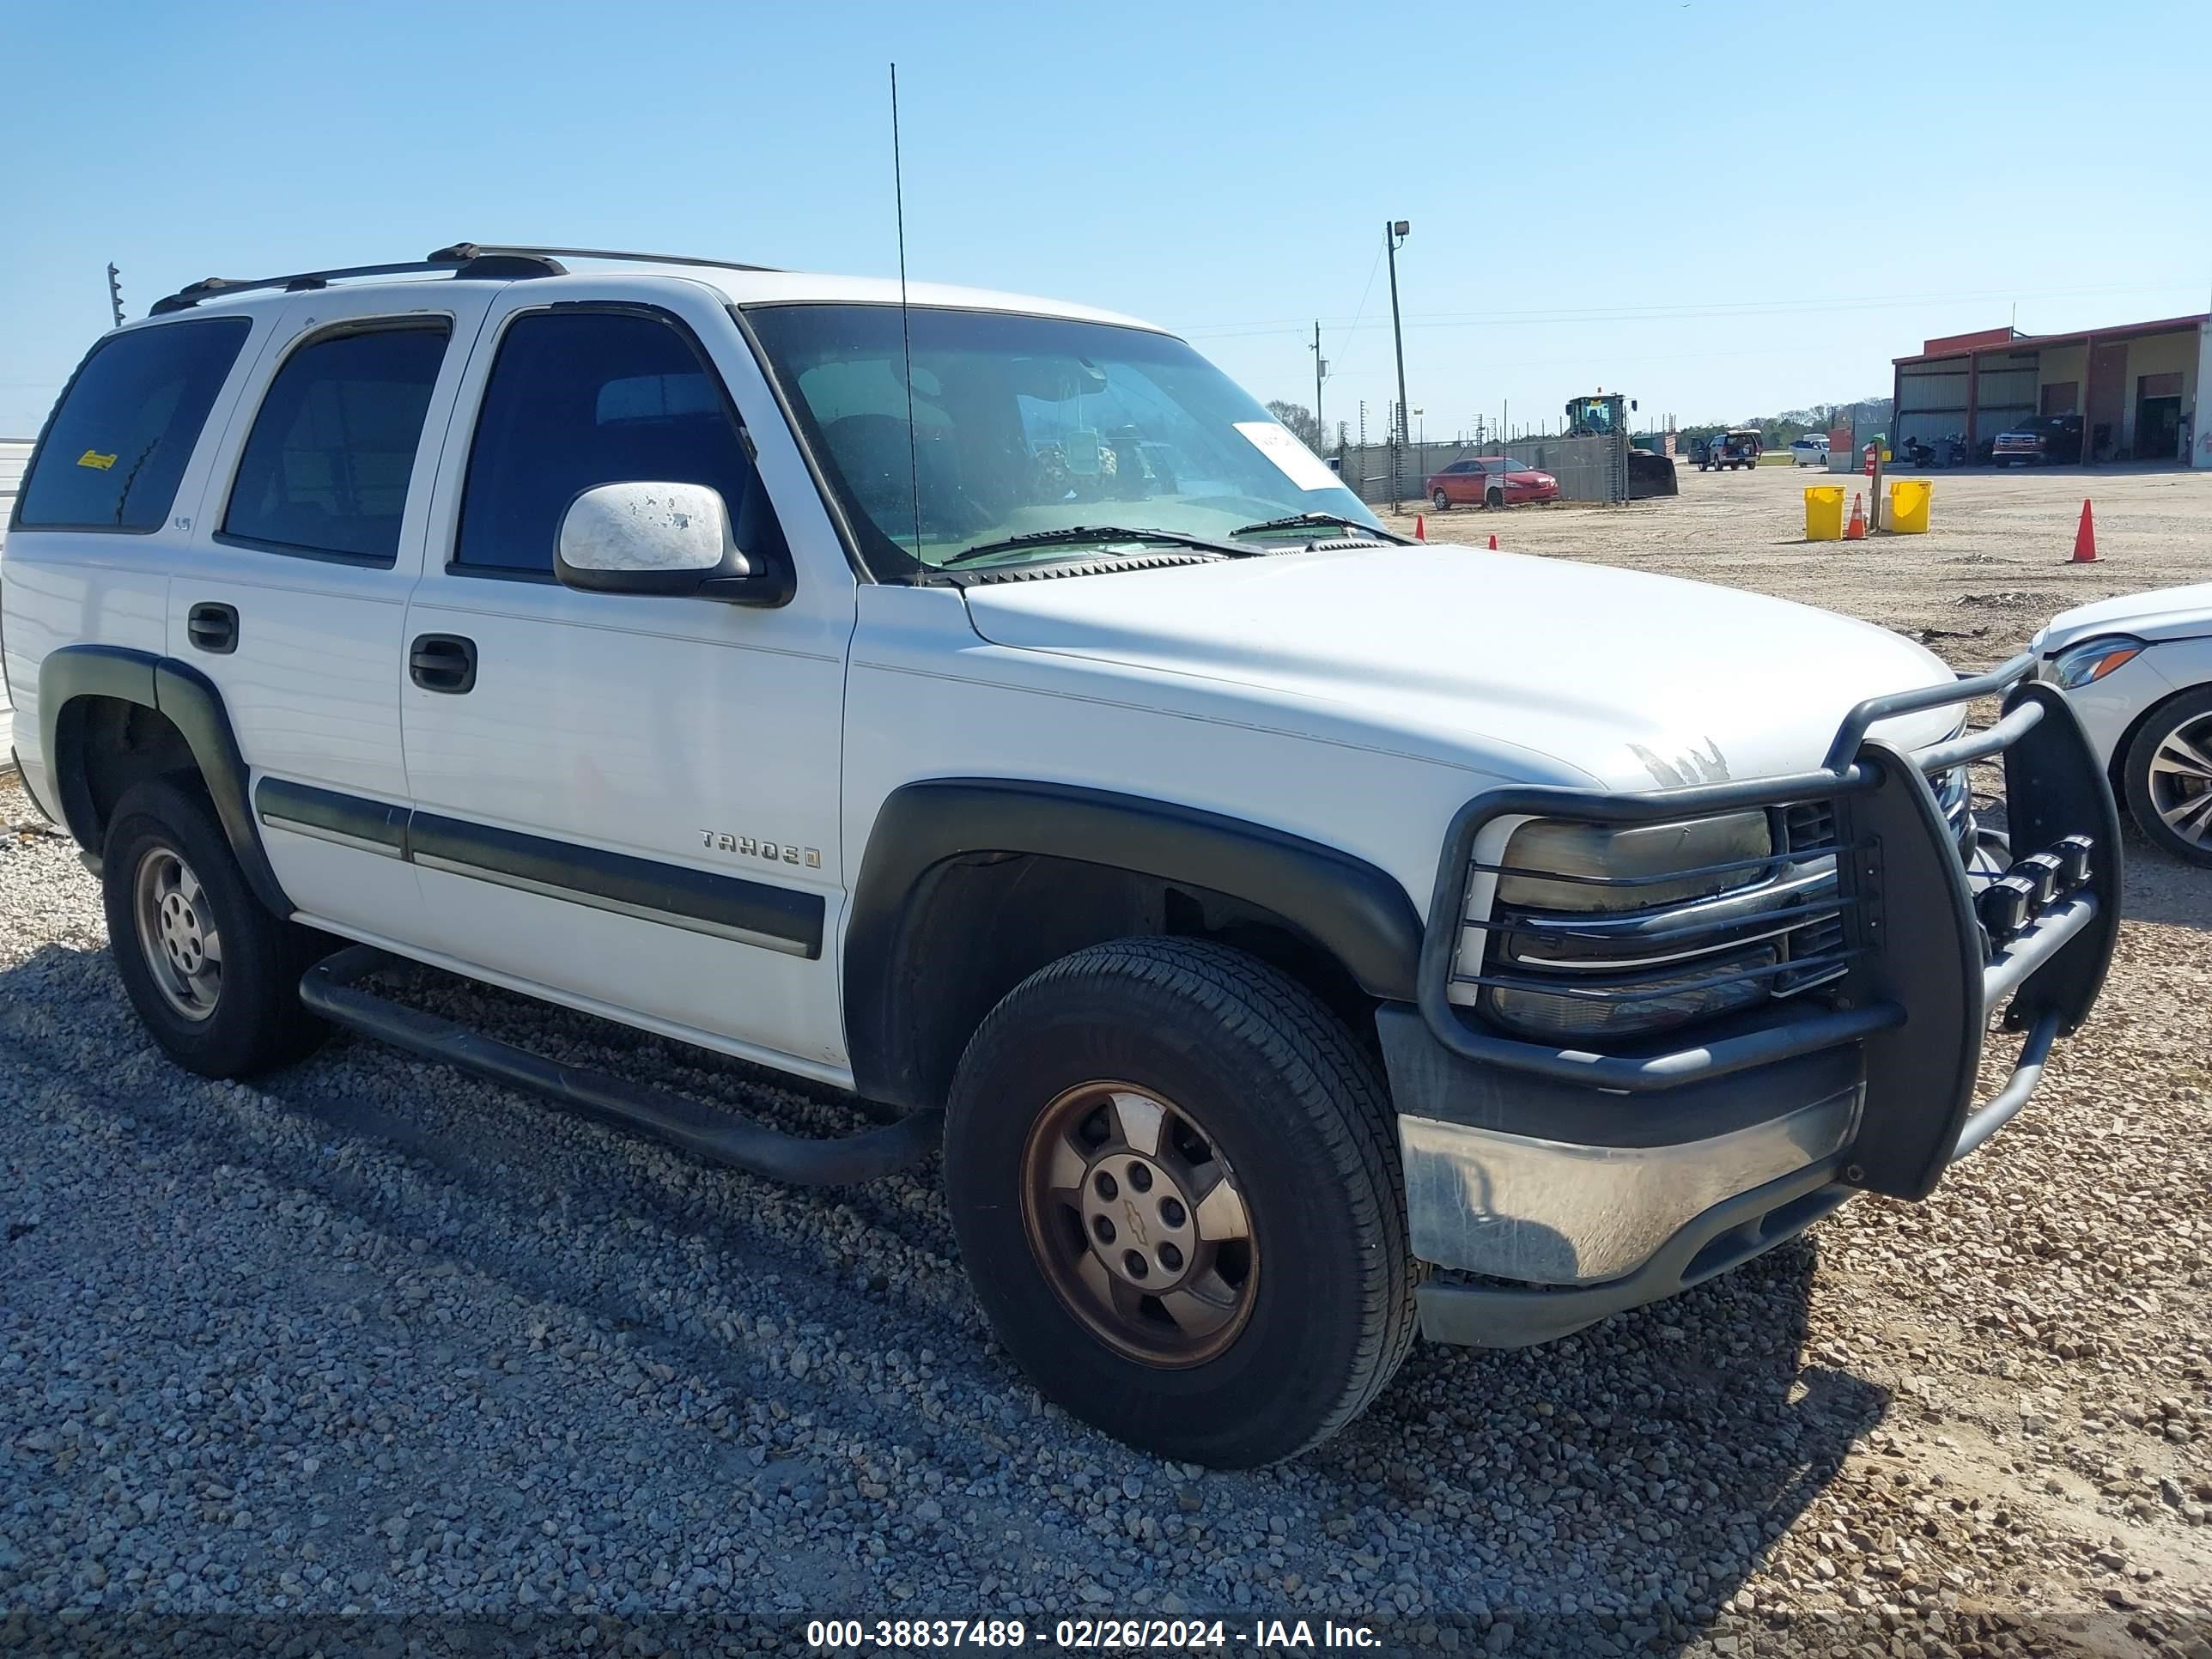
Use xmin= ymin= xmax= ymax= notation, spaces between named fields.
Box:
xmin=37 ymin=644 xmax=292 ymax=916
xmin=844 ymin=777 xmax=1423 ymax=1108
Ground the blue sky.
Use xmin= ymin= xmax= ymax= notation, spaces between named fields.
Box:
xmin=4 ymin=0 xmax=2208 ymax=441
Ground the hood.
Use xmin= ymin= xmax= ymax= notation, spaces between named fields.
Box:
xmin=2034 ymin=582 xmax=2212 ymax=654
xmin=961 ymin=544 xmax=1959 ymax=790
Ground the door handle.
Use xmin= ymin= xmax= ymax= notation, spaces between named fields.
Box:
xmin=409 ymin=633 xmax=477 ymax=695
xmin=186 ymin=602 xmax=238 ymax=654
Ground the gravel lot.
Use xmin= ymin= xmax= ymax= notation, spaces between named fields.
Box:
xmin=3 ymin=463 xmax=2209 ymax=1656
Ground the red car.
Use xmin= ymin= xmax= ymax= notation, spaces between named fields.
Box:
xmin=1425 ymin=456 xmax=1559 ymax=510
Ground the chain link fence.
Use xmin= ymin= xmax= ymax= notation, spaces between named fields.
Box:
xmin=1335 ymin=434 xmax=1630 ymax=507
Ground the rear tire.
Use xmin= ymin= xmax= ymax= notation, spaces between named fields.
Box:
xmin=2123 ymin=687 xmax=2212 ymax=866
xmin=1431 ymin=489 xmax=1449 ymax=513
xmin=943 ymin=938 xmax=1417 ymax=1467
xmin=100 ymin=776 xmax=329 ymax=1078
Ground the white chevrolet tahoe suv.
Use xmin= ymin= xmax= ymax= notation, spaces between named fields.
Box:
xmin=1 ymin=245 xmax=2121 ymax=1467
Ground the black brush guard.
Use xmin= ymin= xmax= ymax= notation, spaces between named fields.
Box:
xmin=1416 ymin=654 xmax=2122 ymax=1200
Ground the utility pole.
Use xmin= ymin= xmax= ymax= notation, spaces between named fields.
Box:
xmin=1385 ymin=220 xmax=1410 ymax=509
xmin=106 ymin=263 xmax=124 ymax=329
xmin=1310 ymin=321 xmax=1328 ymax=451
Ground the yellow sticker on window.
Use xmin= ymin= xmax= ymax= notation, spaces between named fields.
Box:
xmin=76 ymin=449 xmax=118 ymax=471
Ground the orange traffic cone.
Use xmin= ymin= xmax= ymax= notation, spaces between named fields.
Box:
xmin=1487 ymin=533 xmax=1498 ymax=550
xmin=2070 ymin=499 xmax=2098 ymax=562
xmin=1413 ymin=514 xmax=1426 ymax=542
xmin=1844 ymin=493 xmax=1867 ymax=541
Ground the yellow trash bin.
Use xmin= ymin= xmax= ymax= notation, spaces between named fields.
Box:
xmin=1804 ymin=485 xmax=1845 ymax=542
xmin=1888 ymin=478 xmax=1931 ymax=534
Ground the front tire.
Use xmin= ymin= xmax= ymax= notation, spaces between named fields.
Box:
xmin=943 ymin=938 xmax=1417 ymax=1467
xmin=101 ymin=776 xmax=329 ymax=1078
xmin=1486 ymin=487 xmax=1504 ymax=509
xmin=1431 ymin=489 xmax=1449 ymax=513
xmin=2123 ymin=687 xmax=2212 ymax=865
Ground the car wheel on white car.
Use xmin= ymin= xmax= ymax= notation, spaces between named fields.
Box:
xmin=942 ymin=937 xmax=1418 ymax=1467
xmin=2123 ymin=687 xmax=2212 ymax=865
xmin=100 ymin=776 xmax=331 ymax=1076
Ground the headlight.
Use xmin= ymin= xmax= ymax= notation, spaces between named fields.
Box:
xmin=2051 ymin=635 xmax=2143 ymax=690
xmin=1471 ymin=809 xmax=1848 ymax=1042
xmin=1495 ymin=812 xmax=1771 ymax=911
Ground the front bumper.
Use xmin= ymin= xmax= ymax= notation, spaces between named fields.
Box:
xmin=1394 ymin=656 xmax=2121 ymax=1347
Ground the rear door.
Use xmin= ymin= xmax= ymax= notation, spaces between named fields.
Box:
xmin=163 ymin=282 xmax=497 ymax=937
xmin=398 ymin=278 xmax=855 ymax=1076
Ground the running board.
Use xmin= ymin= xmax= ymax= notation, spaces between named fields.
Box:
xmin=299 ymin=945 xmax=939 ymax=1184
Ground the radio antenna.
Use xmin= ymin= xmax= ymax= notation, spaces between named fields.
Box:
xmin=890 ymin=63 xmax=924 ymax=562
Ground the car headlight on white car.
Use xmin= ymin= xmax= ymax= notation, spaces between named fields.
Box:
xmin=1466 ymin=807 xmax=1850 ymax=1042
xmin=2050 ymin=635 xmax=2143 ymax=690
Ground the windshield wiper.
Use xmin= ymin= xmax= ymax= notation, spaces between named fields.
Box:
xmin=1231 ymin=512 xmax=1411 ymax=544
xmin=938 ymin=526 xmax=1251 ymax=568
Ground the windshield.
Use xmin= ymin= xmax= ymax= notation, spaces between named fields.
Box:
xmin=744 ymin=304 xmax=1381 ymax=576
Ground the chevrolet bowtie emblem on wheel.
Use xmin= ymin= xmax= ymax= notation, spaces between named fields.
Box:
xmin=700 ymin=830 xmax=821 ymax=868
xmin=1121 ymin=1198 xmax=1148 ymax=1246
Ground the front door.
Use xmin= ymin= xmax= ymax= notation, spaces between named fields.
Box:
xmin=398 ymin=279 xmax=856 ymax=1079
xmin=163 ymin=284 xmax=497 ymax=938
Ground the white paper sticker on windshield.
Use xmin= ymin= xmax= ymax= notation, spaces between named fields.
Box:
xmin=1234 ymin=421 xmax=1342 ymax=492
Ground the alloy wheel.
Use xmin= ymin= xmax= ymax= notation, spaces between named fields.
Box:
xmin=2148 ymin=711 xmax=2212 ymax=848
xmin=1019 ymin=1080 xmax=1257 ymax=1367
xmin=133 ymin=846 xmax=222 ymax=1021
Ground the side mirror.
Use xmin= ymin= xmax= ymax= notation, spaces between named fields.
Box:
xmin=555 ymin=482 xmax=791 ymax=606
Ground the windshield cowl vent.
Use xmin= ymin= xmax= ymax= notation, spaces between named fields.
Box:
xmin=945 ymin=553 xmax=1219 ymax=586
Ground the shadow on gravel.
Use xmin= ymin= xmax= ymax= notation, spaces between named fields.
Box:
xmin=0 ymin=939 xmax=1896 ymax=1655
xmin=2114 ymin=837 xmax=2212 ymax=933
xmin=1303 ymin=1232 xmax=1894 ymax=1652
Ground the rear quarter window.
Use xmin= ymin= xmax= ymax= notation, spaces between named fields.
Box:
xmin=15 ymin=317 xmax=251 ymax=532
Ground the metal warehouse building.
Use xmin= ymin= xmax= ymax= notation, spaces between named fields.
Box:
xmin=1893 ymin=313 xmax=2210 ymax=466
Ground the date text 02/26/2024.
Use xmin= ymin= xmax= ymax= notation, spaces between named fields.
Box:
xmin=806 ymin=1618 xmax=1384 ymax=1650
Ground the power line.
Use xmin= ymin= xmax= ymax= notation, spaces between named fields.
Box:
xmin=1182 ymin=279 xmax=2208 ymax=341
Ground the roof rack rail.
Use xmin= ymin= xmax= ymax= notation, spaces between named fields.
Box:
xmin=429 ymin=242 xmax=783 ymax=276
xmin=147 ymin=250 xmax=566 ymax=317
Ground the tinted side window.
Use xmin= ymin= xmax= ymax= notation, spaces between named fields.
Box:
xmin=455 ymin=309 xmax=787 ymax=574
xmin=16 ymin=317 xmax=250 ymax=532
xmin=222 ymin=325 xmax=451 ymax=564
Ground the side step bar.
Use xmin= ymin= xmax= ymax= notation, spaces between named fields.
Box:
xmin=299 ymin=945 xmax=940 ymax=1184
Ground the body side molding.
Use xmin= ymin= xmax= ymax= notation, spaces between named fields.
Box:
xmin=251 ymin=778 xmax=828 ymax=957
xmin=410 ymin=812 xmax=825 ymax=957
xmin=844 ymin=777 xmax=1425 ymax=1108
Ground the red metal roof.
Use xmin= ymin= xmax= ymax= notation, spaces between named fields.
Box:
xmin=1896 ymin=313 xmax=2209 ymax=367
xmin=1919 ymin=326 xmax=2025 ymax=356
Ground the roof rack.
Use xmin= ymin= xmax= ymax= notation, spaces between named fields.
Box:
xmin=146 ymin=242 xmax=784 ymax=318
xmin=428 ymin=243 xmax=784 ymax=276
xmin=148 ymin=248 xmax=565 ymax=317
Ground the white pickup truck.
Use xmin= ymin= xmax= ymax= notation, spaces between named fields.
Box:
xmin=1 ymin=245 xmax=2120 ymax=1467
